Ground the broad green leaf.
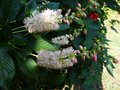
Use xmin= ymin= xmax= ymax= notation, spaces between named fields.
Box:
xmin=33 ymin=35 xmax=58 ymax=52
xmin=0 ymin=48 xmax=15 ymax=89
xmin=25 ymin=0 xmax=37 ymax=16
xmin=16 ymin=57 xmax=39 ymax=80
xmin=1 ymin=0 xmax=21 ymax=24
xmin=85 ymin=19 xmax=101 ymax=31
xmin=59 ymin=24 xmax=70 ymax=30
xmin=45 ymin=2 xmax=60 ymax=9
xmin=12 ymin=34 xmax=28 ymax=46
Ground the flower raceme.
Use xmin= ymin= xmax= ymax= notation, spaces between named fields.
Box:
xmin=51 ymin=34 xmax=74 ymax=45
xmin=37 ymin=47 xmax=78 ymax=69
xmin=24 ymin=9 xmax=63 ymax=33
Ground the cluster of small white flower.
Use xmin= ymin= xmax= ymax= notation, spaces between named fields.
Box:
xmin=37 ymin=47 xmax=77 ymax=69
xmin=51 ymin=34 xmax=74 ymax=45
xmin=24 ymin=9 xmax=63 ymax=33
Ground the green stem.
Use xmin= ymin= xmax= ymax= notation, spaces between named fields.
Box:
xmin=12 ymin=29 xmax=27 ymax=34
xmin=30 ymin=54 xmax=38 ymax=58
xmin=12 ymin=26 xmax=25 ymax=31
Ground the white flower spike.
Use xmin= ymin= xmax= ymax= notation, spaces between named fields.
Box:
xmin=24 ymin=9 xmax=63 ymax=33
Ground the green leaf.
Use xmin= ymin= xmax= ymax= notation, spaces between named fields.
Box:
xmin=25 ymin=0 xmax=37 ymax=16
xmin=16 ymin=57 xmax=39 ymax=80
xmin=0 ymin=48 xmax=15 ymax=89
xmin=62 ymin=0 xmax=78 ymax=8
xmin=72 ymin=35 xmax=84 ymax=49
xmin=40 ymin=70 xmax=65 ymax=85
xmin=105 ymin=64 xmax=114 ymax=77
xmin=12 ymin=34 xmax=28 ymax=46
xmin=68 ymin=71 xmax=78 ymax=84
xmin=105 ymin=57 xmax=114 ymax=77
xmin=85 ymin=19 xmax=101 ymax=31
xmin=45 ymin=2 xmax=60 ymax=9
xmin=106 ymin=1 xmax=120 ymax=12
xmin=74 ymin=18 xmax=84 ymax=24
xmin=1 ymin=0 xmax=21 ymax=24
xmin=83 ymin=36 xmax=94 ymax=49
xmin=33 ymin=35 xmax=58 ymax=52
xmin=59 ymin=24 xmax=70 ymax=30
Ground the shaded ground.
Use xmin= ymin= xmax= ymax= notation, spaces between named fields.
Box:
xmin=102 ymin=13 xmax=120 ymax=90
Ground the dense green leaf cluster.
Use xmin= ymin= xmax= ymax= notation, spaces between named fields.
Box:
xmin=0 ymin=0 xmax=119 ymax=90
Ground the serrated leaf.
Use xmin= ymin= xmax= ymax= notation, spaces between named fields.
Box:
xmin=0 ymin=48 xmax=15 ymax=89
xmin=16 ymin=57 xmax=39 ymax=80
xmin=33 ymin=35 xmax=58 ymax=52
xmin=1 ymin=0 xmax=21 ymax=24
xmin=45 ymin=2 xmax=60 ymax=9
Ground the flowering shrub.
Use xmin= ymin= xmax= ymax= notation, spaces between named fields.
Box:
xmin=0 ymin=0 xmax=119 ymax=90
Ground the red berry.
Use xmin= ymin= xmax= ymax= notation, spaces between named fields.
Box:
xmin=89 ymin=12 xmax=99 ymax=21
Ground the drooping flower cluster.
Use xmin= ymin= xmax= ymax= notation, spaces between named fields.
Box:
xmin=24 ymin=9 xmax=63 ymax=33
xmin=37 ymin=47 xmax=77 ymax=69
xmin=51 ymin=34 xmax=74 ymax=45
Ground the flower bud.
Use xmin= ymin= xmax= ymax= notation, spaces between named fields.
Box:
xmin=82 ymin=55 xmax=86 ymax=61
xmin=83 ymin=29 xmax=87 ymax=35
xmin=79 ymin=45 xmax=83 ymax=50
xmin=63 ymin=19 xmax=70 ymax=25
xmin=92 ymin=54 xmax=97 ymax=62
xmin=113 ymin=59 xmax=119 ymax=64
xmin=75 ymin=50 xmax=80 ymax=54
xmin=78 ymin=3 xmax=81 ymax=8
xmin=71 ymin=58 xmax=78 ymax=64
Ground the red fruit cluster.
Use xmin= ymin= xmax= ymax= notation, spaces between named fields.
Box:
xmin=89 ymin=12 xmax=98 ymax=21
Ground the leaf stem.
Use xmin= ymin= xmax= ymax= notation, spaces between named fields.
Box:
xmin=12 ymin=26 xmax=25 ymax=31
xmin=30 ymin=54 xmax=38 ymax=58
xmin=12 ymin=29 xmax=27 ymax=34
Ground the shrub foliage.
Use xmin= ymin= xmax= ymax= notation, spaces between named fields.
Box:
xmin=0 ymin=0 xmax=119 ymax=90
